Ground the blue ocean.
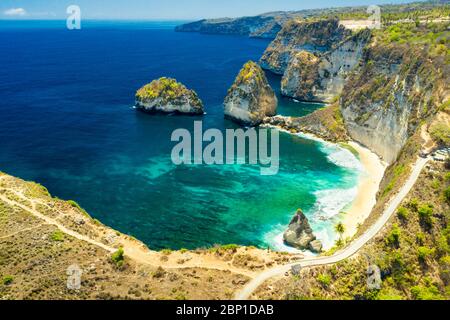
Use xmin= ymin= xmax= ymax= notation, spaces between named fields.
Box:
xmin=0 ymin=20 xmax=361 ymax=250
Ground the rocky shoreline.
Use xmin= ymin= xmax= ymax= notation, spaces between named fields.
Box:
xmin=141 ymin=13 xmax=447 ymax=254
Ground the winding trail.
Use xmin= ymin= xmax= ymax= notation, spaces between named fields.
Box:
xmin=0 ymin=187 xmax=258 ymax=278
xmin=235 ymin=155 xmax=431 ymax=300
xmin=0 ymin=194 xmax=117 ymax=253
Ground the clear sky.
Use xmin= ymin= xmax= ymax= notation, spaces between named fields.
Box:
xmin=0 ymin=0 xmax=423 ymax=20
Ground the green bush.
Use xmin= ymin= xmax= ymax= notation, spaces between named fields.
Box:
xmin=67 ymin=200 xmax=90 ymax=217
xmin=111 ymin=247 xmax=125 ymax=268
xmin=416 ymin=232 xmax=426 ymax=245
xmin=397 ymin=207 xmax=409 ymax=220
xmin=209 ymin=244 xmax=240 ymax=254
xmin=390 ymin=251 xmax=405 ymax=269
xmin=386 ymin=224 xmax=401 ymax=246
xmin=444 ymin=186 xmax=450 ymax=204
xmin=2 ymin=275 xmax=13 ymax=285
xmin=440 ymin=255 xmax=450 ymax=266
xmin=418 ymin=204 xmax=434 ymax=226
xmin=376 ymin=288 xmax=404 ymax=300
xmin=50 ymin=230 xmax=64 ymax=242
xmin=317 ymin=274 xmax=331 ymax=287
xmin=430 ymin=123 xmax=450 ymax=146
xmin=220 ymin=244 xmax=239 ymax=251
xmin=437 ymin=235 xmax=450 ymax=254
xmin=417 ymin=246 xmax=435 ymax=262
xmin=408 ymin=198 xmax=419 ymax=212
xmin=411 ymin=284 xmax=443 ymax=300
xmin=444 ymin=172 xmax=450 ymax=182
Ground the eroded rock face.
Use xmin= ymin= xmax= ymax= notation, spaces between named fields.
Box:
xmin=224 ymin=61 xmax=277 ymax=126
xmin=175 ymin=16 xmax=284 ymax=39
xmin=283 ymin=209 xmax=316 ymax=250
xmin=281 ymin=51 xmax=321 ymax=101
xmin=260 ymin=18 xmax=350 ymax=74
xmin=341 ymin=44 xmax=448 ymax=164
xmin=281 ymin=29 xmax=371 ymax=102
xmin=135 ymin=78 xmax=204 ymax=115
xmin=175 ymin=12 xmax=311 ymax=39
xmin=308 ymin=240 xmax=323 ymax=253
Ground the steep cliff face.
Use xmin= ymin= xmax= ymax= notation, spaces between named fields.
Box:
xmin=341 ymin=42 xmax=448 ymax=164
xmin=224 ymin=61 xmax=277 ymax=126
xmin=175 ymin=14 xmax=292 ymax=39
xmin=259 ymin=19 xmax=350 ymax=74
xmin=280 ymin=51 xmax=321 ymax=101
xmin=265 ymin=21 xmax=448 ymax=164
xmin=281 ymin=29 xmax=371 ymax=102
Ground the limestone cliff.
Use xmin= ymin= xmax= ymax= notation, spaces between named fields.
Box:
xmin=260 ymin=19 xmax=350 ymax=74
xmin=175 ymin=13 xmax=294 ymax=39
xmin=224 ymin=61 xmax=277 ymax=126
xmin=341 ymin=39 xmax=449 ymax=164
xmin=265 ymin=21 xmax=448 ymax=164
xmin=174 ymin=10 xmax=345 ymax=39
xmin=281 ymin=29 xmax=371 ymax=102
xmin=135 ymin=78 xmax=204 ymax=115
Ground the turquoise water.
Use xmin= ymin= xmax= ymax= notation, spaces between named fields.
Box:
xmin=0 ymin=21 xmax=361 ymax=250
xmin=266 ymin=72 xmax=325 ymax=117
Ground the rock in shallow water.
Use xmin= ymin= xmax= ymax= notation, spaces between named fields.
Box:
xmin=224 ymin=61 xmax=277 ymax=126
xmin=135 ymin=77 xmax=204 ymax=115
xmin=283 ymin=209 xmax=317 ymax=250
xmin=308 ymin=240 xmax=323 ymax=253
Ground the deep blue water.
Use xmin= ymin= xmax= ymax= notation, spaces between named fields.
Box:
xmin=0 ymin=21 xmax=360 ymax=250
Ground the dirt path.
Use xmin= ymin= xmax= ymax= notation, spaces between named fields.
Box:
xmin=0 ymin=189 xmax=259 ymax=278
xmin=235 ymin=155 xmax=431 ymax=300
xmin=0 ymin=224 xmax=45 ymax=240
xmin=0 ymin=194 xmax=117 ymax=253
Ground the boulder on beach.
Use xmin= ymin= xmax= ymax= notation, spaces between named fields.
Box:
xmin=135 ymin=77 xmax=204 ymax=115
xmin=224 ymin=61 xmax=277 ymax=126
xmin=283 ymin=209 xmax=317 ymax=250
xmin=308 ymin=240 xmax=323 ymax=253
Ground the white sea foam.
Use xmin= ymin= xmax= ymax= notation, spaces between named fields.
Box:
xmin=319 ymin=143 xmax=364 ymax=171
xmin=264 ymin=185 xmax=358 ymax=252
xmin=263 ymin=224 xmax=315 ymax=255
xmin=311 ymin=187 xmax=358 ymax=220
xmin=290 ymin=129 xmax=363 ymax=172
xmin=264 ymin=127 xmax=364 ymax=252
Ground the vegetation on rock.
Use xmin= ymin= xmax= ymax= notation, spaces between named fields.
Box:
xmin=224 ymin=61 xmax=277 ymax=126
xmin=135 ymin=77 xmax=204 ymax=114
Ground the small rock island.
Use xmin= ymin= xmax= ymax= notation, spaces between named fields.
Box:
xmin=224 ymin=61 xmax=277 ymax=126
xmin=135 ymin=77 xmax=204 ymax=115
xmin=283 ymin=209 xmax=322 ymax=253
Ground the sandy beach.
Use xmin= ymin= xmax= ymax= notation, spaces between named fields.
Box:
xmin=262 ymin=125 xmax=388 ymax=248
xmin=342 ymin=141 xmax=387 ymax=238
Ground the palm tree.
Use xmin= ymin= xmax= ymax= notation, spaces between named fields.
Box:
xmin=335 ymin=222 xmax=345 ymax=240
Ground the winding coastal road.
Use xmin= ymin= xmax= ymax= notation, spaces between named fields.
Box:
xmin=235 ymin=155 xmax=431 ymax=300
